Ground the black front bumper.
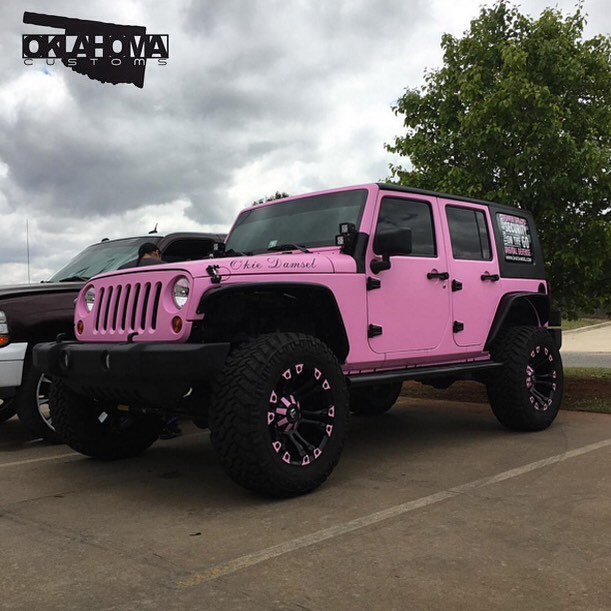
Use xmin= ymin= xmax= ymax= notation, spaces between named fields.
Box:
xmin=33 ymin=340 xmax=230 ymax=405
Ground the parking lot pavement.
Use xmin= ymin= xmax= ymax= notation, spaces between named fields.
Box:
xmin=1 ymin=398 xmax=610 ymax=610
xmin=561 ymin=322 xmax=611 ymax=353
xmin=561 ymin=322 xmax=611 ymax=368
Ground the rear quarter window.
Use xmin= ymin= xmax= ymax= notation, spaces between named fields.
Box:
xmin=496 ymin=213 xmax=534 ymax=264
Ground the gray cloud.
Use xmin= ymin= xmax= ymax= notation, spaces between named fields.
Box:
xmin=1 ymin=0 xmax=609 ymax=283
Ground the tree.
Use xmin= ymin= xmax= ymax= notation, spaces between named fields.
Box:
xmin=386 ymin=1 xmax=611 ymax=316
xmin=252 ymin=191 xmax=290 ymax=206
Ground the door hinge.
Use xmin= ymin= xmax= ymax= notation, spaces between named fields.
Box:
xmin=366 ymin=277 xmax=381 ymax=291
xmin=453 ymin=321 xmax=464 ymax=333
xmin=451 ymin=279 xmax=463 ymax=292
xmin=368 ymin=324 xmax=383 ymax=338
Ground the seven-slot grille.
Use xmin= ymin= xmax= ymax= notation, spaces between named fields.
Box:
xmin=94 ymin=280 xmax=163 ymax=334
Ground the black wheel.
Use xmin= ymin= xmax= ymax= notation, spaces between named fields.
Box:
xmin=487 ymin=326 xmax=563 ymax=431
xmin=0 ymin=397 xmax=17 ymax=423
xmin=49 ymin=379 xmax=163 ymax=459
xmin=15 ymin=362 xmax=62 ymax=443
xmin=350 ymin=382 xmax=402 ymax=416
xmin=209 ymin=333 xmax=349 ymax=497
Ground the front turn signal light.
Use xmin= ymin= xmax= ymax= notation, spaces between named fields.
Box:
xmin=171 ymin=316 xmax=183 ymax=334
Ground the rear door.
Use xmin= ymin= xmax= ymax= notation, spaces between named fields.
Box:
xmin=440 ymin=201 xmax=501 ymax=348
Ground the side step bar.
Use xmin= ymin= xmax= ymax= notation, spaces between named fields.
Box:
xmin=347 ymin=361 xmax=503 ymax=387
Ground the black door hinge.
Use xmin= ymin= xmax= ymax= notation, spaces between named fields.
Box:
xmin=368 ymin=324 xmax=383 ymax=338
xmin=453 ymin=321 xmax=464 ymax=333
xmin=451 ymin=279 xmax=463 ymax=292
xmin=366 ymin=277 xmax=381 ymax=291
xmin=206 ymin=264 xmax=222 ymax=284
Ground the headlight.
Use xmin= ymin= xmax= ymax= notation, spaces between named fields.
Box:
xmin=172 ymin=277 xmax=190 ymax=309
xmin=84 ymin=286 xmax=96 ymax=312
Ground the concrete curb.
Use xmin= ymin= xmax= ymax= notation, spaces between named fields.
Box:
xmin=562 ymin=321 xmax=611 ymax=335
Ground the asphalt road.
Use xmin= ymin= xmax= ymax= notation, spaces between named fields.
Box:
xmin=561 ymin=323 xmax=611 ymax=368
xmin=561 ymin=352 xmax=611 ymax=368
xmin=1 ymin=397 xmax=610 ymax=610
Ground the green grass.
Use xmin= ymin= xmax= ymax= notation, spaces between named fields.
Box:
xmin=564 ymin=367 xmax=611 ymax=380
xmin=561 ymin=318 xmax=607 ymax=331
xmin=562 ymin=367 xmax=611 ymax=414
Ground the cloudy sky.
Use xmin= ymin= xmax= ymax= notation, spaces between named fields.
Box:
xmin=1 ymin=0 xmax=609 ymax=283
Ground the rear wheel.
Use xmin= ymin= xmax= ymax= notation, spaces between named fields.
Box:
xmin=209 ymin=333 xmax=349 ymax=497
xmin=50 ymin=379 xmax=163 ymax=459
xmin=350 ymin=382 xmax=402 ymax=416
xmin=487 ymin=326 xmax=563 ymax=431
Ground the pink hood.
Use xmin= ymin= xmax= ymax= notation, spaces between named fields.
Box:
xmin=184 ymin=250 xmax=357 ymax=279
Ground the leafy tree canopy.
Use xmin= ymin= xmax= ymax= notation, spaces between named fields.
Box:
xmin=387 ymin=1 xmax=611 ymax=316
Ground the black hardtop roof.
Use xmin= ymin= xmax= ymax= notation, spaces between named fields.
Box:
xmin=376 ymin=183 xmax=527 ymax=215
xmin=90 ymin=231 xmax=225 ymax=247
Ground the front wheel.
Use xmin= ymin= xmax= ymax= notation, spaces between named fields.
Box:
xmin=209 ymin=333 xmax=349 ymax=497
xmin=49 ymin=379 xmax=163 ymax=459
xmin=487 ymin=326 xmax=563 ymax=431
xmin=0 ymin=397 xmax=17 ymax=423
xmin=15 ymin=363 xmax=62 ymax=443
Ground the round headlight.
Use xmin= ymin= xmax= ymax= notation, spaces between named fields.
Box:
xmin=84 ymin=286 xmax=96 ymax=312
xmin=172 ymin=277 xmax=190 ymax=309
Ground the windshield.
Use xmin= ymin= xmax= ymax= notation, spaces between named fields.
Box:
xmin=48 ymin=237 xmax=162 ymax=282
xmin=225 ymin=189 xmax=367 ymax=254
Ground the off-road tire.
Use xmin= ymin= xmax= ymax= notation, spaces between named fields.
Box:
xmin=0 ymin=398 xmax=17 ymax=423
xmin=350 ymin=382 xmax=402 ymax=416
xmin=50 ymin=379 xmax=163 ymax=459
xmin=209 ymin=333 xmax=349 ymax=497
xmin=487 ymin=326 xmax=563 ymax=431
xmin=15 ymin=362 xmax=62 ymax=443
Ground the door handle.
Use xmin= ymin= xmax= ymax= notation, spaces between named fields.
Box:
xmin=427 ymin=271 xmax=449 ymax=280
xmin=481 ymin=273 xmax=500 ymax=282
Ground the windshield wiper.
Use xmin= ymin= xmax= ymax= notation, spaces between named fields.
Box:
xmin=57 ymin=275 xmax=89 ymax=282
xmin=267 ymin=243 xmax=311 ymax=253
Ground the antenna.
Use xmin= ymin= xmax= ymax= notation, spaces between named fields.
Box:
xmin=26 ymin=219 xmax=31 ymax=284
xmin=149 ymin=223 xmax=158 ymax=234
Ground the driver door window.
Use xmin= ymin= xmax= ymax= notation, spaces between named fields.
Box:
xmin=375 ymin=197 xmax=436 ymax=257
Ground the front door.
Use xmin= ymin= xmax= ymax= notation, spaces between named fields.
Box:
xmin=366 ymin=195 xmax=451 ymax=354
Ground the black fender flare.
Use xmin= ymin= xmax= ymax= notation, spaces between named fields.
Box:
xmin=197 ymin=282 xmax=350 ymax=362
xmin=485 ymin=292 xmax=551 ymax=350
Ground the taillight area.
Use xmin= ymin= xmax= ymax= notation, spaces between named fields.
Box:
xmin=0 ymin=310 xmax=9 ymax=347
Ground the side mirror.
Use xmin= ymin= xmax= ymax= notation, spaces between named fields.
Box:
xmin=371 ymin=228 xmax=412 ymax=273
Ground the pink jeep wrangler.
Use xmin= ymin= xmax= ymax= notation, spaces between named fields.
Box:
xmin=34 ymin=184 xmax=563 ymax=497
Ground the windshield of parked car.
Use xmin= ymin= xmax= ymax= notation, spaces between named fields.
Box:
xmin=224 ymin=190 xmax=367 ymax=254
xmin=48 ymin=237 xmax=162 ymax=282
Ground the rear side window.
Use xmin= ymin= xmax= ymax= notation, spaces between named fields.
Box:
xmin=446 ymin=206 xmax=492 ymax=260
xmin=496 ymin=213 xmax=534 ymax=264
xmin=374 ymin=197 xmax=436 ymax=257
xmin=162 ymin=238 xmax=215 ymax=262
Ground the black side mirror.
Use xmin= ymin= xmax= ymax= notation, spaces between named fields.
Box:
xmin=371 ymin=228 xmax=412 ymax=273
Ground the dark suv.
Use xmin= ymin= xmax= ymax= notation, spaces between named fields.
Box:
xmin=0 ymin=232 xmax=223 ymax=441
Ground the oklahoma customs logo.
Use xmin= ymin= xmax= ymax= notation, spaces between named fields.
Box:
xmin=22 ymin=11 xmax=169 ymax=88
